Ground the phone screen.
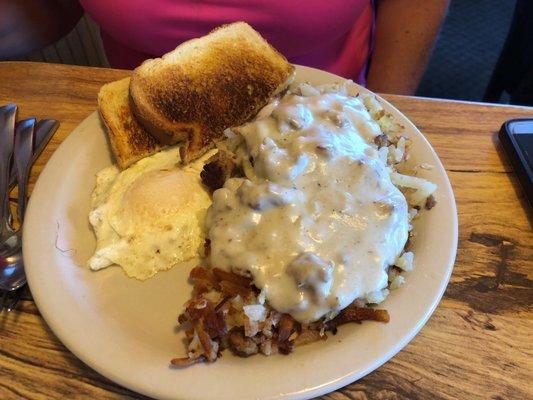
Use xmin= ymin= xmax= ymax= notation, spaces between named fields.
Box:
xmin=509 ymin=120 xmax=533 ymax=175
xmin=501 ymin=119 xmax=533 ymax=205
xmin=514 ymin=134 xmax=532 ymax=170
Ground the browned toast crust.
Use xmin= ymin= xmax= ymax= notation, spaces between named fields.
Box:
xmin=130 ymin=22 xmax=294 ymax=163
xmin=98 ymin=78 xmax=161 ymax=169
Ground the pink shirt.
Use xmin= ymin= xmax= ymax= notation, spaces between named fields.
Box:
xmin=81 ymin=0 xmax=374 ymax=83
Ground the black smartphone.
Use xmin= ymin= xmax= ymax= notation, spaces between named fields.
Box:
xmin=499 ymin=119 xmax=533 ymax=206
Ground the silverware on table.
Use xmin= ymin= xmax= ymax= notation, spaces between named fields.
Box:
xmin=14 ymin=119 xmax=36 ymax=224
xmin=0 ymin=104 xmax=17 ymax=243
xmin=0 ymin=106 xmax=59 ymax=312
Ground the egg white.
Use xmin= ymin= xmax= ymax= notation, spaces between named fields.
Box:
xmin=87 ymin=147 xmax=215 ymax=280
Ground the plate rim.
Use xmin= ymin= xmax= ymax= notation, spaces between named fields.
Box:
xmin=23 ymin=65 xmax=458 ymax=400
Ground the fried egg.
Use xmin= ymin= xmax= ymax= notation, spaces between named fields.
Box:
xmin=88 ymin=147 xmax=215 ymax=280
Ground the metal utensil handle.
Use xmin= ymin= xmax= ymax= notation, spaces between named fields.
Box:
xmin=7 ymin=119 xmax=59 ymax=188
xmin=33 ymin=119 xmax=59 ymax=161
xmin=0 ymin=104 xmax=17 ymax=238
xmin=14 ymin=119 xmax=35 ymax=224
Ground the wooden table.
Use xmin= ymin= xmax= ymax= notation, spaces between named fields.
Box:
xmin=0 ymin=62 xmax=531 ymax=400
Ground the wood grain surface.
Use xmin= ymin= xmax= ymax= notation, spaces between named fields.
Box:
xmin=0 ymin=62 xmax=532 ymax=400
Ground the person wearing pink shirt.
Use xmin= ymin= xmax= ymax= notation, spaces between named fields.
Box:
xmin=0 ymin=0 xmax=449 ymax=95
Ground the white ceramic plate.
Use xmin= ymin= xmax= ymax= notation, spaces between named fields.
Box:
xmin=24 ymin=66 xmax=458 ymax=400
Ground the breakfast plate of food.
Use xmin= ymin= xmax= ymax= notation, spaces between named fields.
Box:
xmin=23 ymin=22 xmax=458 ymax=400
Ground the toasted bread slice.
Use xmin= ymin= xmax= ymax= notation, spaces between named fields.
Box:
xmin=129 ymin=21 xmax=294 ymax=163
xmin=98 ymin=78 xmax=162 ymax=169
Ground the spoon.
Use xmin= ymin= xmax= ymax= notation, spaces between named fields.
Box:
xmin=0 ymin=119 xmax=59 ymax=292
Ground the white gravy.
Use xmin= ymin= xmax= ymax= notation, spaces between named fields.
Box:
xmin=206 ymin=89 xmax=409 ymax=323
